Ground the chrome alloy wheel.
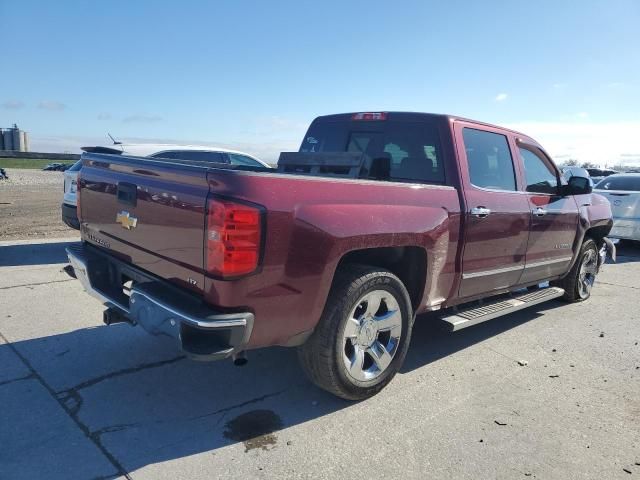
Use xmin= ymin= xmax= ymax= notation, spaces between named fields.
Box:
xmin=578 ymin=248 xmax=598 ymax=299
xmin=341 ymin=290 xmax=403 ymax=382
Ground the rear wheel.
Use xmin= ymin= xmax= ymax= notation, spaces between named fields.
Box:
xmin=298 ymin=265 xmax=413 ymax=400
xmin=553 ymin=238 xmax=598 ymax=302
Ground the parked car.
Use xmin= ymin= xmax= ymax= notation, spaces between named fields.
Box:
xmin=594 ymin=173 xmax=640 ymax=241
xmin=67 ymin=112 xmax=615 ymax=400
xmin=43 ymin=162 xmax=70 ymax=171
xmin=586 ymin=167 xmax=618 ymax=184
xmin=61 ymin=144 xmax=271 ymax=230
xmin=61 ymin=160 xmax=83 ymax=228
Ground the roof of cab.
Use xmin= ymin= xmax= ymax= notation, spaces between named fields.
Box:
xmin=313 ymin=111 xmax=536 ymax=143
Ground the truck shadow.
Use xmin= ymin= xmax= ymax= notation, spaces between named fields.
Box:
xmin=0 ymin=240 xmax=78 ymax=267
xmin=403 ymin=302 xmax=562 ymax=373
xmin=1 ymin=299 xmax=562 ymax=477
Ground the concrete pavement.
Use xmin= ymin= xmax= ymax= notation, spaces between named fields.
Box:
xmin=0 ymin=237 xmax=639 ymax=479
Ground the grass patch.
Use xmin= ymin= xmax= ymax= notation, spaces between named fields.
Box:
xmin=0 ymin=158 xmax=76 ymax=169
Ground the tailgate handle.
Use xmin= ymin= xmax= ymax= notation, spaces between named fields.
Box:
xmin=117 ymin=182 xmax=137 ymax=207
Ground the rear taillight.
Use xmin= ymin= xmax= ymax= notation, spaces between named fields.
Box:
xmin=206 ymin=197 xmax=262 ymax=278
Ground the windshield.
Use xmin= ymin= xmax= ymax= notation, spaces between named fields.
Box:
xmin=595 ymin=175 xmax=640 ymax=191
xmin=300 ymin=120 xmax=445 ymax=184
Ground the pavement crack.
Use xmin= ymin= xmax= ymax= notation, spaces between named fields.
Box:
xmin=191 ymin=386 xmax=292 ymax=421
xmin=0 ymin=279 xmax=74 ymax=290
xmin=91 ymin=423 xmax=140 ymax=442
xmin=0 ymin=331 xmax=131 ymax=479
xmin=58 ymin=355 xmax=186 ymax=396
xmin=0 ymin=373 xmax=35 ymax=387
xmin=596 ymin=280 xmax=640 ymax=291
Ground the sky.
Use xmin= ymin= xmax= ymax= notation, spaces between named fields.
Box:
xmin=1 ymin=0 xmax=639 ymax=166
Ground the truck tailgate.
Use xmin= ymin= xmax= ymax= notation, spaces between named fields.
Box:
xmin=78 ymin=153 xmax=210 ymax=294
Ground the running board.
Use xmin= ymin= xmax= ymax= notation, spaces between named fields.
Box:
xmin=441 ymin=287 xmax=565 ymax=331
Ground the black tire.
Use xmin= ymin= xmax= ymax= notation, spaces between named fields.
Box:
xmin=553 ymin=238 xmax=598 ymax=302
xmin=298 ymin=264 xmax=414 ymax=400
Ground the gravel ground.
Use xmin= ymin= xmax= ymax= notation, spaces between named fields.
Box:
xmin=0 ymin=169 xmax=79 ymax=240
xmin=0 ymin=168 xmax=68 ymax=186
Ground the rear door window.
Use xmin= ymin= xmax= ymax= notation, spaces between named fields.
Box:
xmin=151 ymin=151 xmax=226 ymax=163
xmin=301 ymin=121 xmax=445 ymax=184
xmin=462 ymin=128 xmax=516 ymax=191
xmin=227 ymin=153 xmax=263 ymax=167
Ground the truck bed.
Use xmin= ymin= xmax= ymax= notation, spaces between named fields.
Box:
xmin=78 ymin=151 xmax=462 ymax=348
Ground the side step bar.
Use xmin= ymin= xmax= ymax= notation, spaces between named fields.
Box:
xmin=440 ymin=287 xmax=565 ymax=331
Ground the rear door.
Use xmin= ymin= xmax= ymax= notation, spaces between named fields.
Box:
xmin=454 ymin=123 xmax=531 ymax=298
xmin=515 ymin=142 xmax=579 ymax=283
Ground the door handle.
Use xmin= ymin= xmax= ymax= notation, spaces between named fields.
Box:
xmin=470 ymin=207 xmax=491 ymax=218
xmin=532 ymin=207 xmax=547 ymax=217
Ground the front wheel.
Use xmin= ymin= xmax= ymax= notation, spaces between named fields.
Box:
xmin=298 ymin=265 xmax=413 ymax=400
xmin=553 ymin=238 xmax=599 ymax=302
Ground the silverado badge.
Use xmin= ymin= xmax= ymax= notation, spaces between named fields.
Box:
xmin=116 ymin=211 xmax=138 ymax=230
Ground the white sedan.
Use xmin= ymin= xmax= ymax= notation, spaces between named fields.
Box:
xmin=594 ymin=173 xmax=640 ymax=241
xmin=62 ymin=144 xmax=271 ymax=229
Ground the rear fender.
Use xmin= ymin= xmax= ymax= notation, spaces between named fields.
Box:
xmin=289 ymin=203 xmax=456 ymax=321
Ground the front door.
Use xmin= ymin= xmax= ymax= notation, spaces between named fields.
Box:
xmin=516 ymin=143 xmax=579 ymax=283
xmin=455 ymin=124 xmax=531 ymax=299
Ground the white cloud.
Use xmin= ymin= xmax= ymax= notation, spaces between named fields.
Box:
xmin=122 ymin=114 xmax=163 ymax=123
xmin=506 ymin=120 xmax=640 ymax=167
xmin=38 ymin=100 xmax=66 ymax=111
xmin=494 ymin=93 xmax=508 ymax=102
xmin=575 ymin=112 xmax=589 ymax=119
xmin=2 ymin=100 xmax=24 ymax=110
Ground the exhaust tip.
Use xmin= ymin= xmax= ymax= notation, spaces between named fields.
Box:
xmin=232 ymin=351 xmax=248 ymax=366
xmin=102 ymin=307 xmax=132 ymax=326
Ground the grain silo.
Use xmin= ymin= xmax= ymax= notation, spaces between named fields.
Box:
xmin=12 ymin=126 xmax=21 ymax=151
xmin=0 ymin=124 xmax=29 ymax=151
xmin=2 ymin=129 xmax=13 ymax=150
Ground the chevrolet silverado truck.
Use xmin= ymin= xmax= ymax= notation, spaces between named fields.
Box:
xmin=67 ymin=112 xmax=615 ymax=400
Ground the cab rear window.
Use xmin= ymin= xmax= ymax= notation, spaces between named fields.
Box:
xmin=300 ymin=121 xmax=445 ymax=184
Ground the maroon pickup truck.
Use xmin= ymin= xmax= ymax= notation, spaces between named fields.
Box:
xmin=68 ymin=112 xmax=615 ymax=400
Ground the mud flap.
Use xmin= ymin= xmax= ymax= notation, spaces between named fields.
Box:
xmin=598 ymin=237 xmax=617 ymax=272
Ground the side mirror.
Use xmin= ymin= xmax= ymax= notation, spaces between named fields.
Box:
xmin=563 ymin=175 xmax=592 ymax=196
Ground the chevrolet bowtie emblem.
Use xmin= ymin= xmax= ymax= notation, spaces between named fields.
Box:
xmin=116 ymin=211 xmax=138 ymax=230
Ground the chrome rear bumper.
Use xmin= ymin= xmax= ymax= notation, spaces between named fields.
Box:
xmin=66 ymin=243 xmax=253 ymax=361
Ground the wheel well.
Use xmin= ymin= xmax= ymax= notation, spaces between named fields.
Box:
xmin=585 ymin=224 xmax=611 ymax=244
xmin=336 ymin=246 xmax=427 ymax=310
